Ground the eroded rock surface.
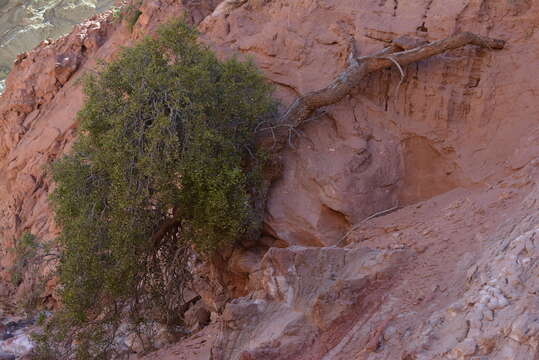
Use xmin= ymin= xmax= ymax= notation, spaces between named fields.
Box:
xmin=213 ymin=245 xmax=411 ymax=360
xmin=1 ymin=0 xmax=539 ymax=359
xmin=0 ymin=0 xmax=116 ymax=92
xmin=200 ymin=160 xmax=539 ymax=360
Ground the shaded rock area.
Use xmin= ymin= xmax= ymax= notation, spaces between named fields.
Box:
xmin=1 ymin=0 xmax=539 ymax=359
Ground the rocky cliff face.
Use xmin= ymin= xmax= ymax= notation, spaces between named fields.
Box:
xmin=0 ymin=0 xmax=116 ymax=92
xmin=1 ymin=0 xmax=539 ymax=359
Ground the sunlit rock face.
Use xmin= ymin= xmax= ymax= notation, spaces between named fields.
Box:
xmin=0 ymin=0 xmax=115 ymax=92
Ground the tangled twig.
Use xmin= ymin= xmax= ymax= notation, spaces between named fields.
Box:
xmin=336 ymin=202 xmax=400 ymax=247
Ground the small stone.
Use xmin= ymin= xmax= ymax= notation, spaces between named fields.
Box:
xmin=383 ymin=326 xmax=397 ymax=341
xmin=483 ymin=308 xmax=494 ymax=321
xmin=455 ymin=338 xmax=477 ymax=356
xmin=0 ymin=352 xmax=15 ymax=360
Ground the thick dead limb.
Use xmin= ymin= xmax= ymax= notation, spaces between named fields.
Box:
xmin=257 ymin=32 xmax=505 ymax=150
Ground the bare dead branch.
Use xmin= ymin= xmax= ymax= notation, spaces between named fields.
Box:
xmin=257 ymin=32 xmax=505 ymax=151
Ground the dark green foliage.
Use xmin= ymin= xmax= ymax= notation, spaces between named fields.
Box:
xmin=37 ymin=20 xmax=274 ymax=358
xmin=123 ymin=1 xmax=142 ymax=32
xmin=9 ymin=232 xmax=55 ymax=313
xmin=110 ymin=0 xmax=142 ymax=31
xmin=10 ymin=232 xmax=39 ymax=286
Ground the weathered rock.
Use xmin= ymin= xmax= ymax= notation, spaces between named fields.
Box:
xmin=203 ymin=166 xmax=539 ymax=360
xmin=0 ymin=10 xmax=118 ymax=302
xmin=2 ymin=0 xmax=539 ymax=359
xmin=200 ymin=0 xmax=539 ymax=248
xmin=0 ymin=0 xmax=116 ymax=92
xmin=184 ymin=300 xmax=211 ymax=332
xmin=0 ymin=333 xmax=33 ymax=358
xmin=0 ymin=352 xmax=15 ymax=360
xmin=228 ymin=247 xmax=264 ymax=274
xmin=191 ymin=263 xmax=229 ymax=313
xmin=212 ymin=245 xmax=411 ymax=360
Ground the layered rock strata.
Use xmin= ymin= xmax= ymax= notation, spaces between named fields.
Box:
xmin=1 ymin=0 xmax=539 ymax=359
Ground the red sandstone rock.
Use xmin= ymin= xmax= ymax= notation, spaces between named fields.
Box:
xmin=2 ymin=0 xmax=539 ymax=359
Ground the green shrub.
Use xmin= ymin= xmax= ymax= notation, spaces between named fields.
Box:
xmin=118 ymin=0 xmax=143 ymax=32
xmin=9 ymin=232 xmax=39 ymax=286
xmin=9 ymin=232 xmax=56 ymax=313
xmin=126 ymin=8 xmax=142 ymax=32
xmin=37 ymin=19 xmax=274 ymax=358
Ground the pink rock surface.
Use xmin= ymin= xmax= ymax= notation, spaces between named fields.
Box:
xmin=201 ymin=0 xmax=539 ymax=247
xmin=1 ymin=0 xmax=539 ymax=359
